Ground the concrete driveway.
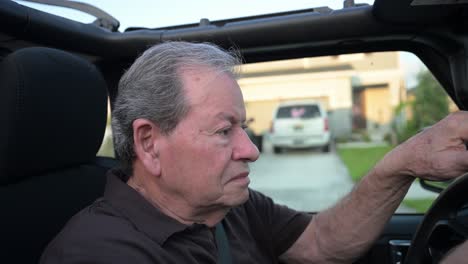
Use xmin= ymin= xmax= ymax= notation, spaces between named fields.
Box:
xmin=248 ymin=139 xmax=437 ymax=213
xmin=249 ymin=141 xmax=354 ymax=212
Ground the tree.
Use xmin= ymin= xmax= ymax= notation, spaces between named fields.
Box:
xmin=396 ymin=70 xmax=449 ymax=143
xmin=411 ymin=70 xmax=449 ymax=129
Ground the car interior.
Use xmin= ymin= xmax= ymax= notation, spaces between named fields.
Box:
xmin=1 ymin=0 xmax=468 ymax=263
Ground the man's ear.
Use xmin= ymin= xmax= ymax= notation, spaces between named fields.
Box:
xmin=132 ymin=118 xmax=162 ymax=176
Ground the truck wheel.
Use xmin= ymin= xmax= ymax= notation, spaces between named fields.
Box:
xmin=273 ymin=146 xmax=281 ymax=154
xmin=256 ymin=135 xmax=263 ymax=152
xmin=322 ymin=143 xmax=331 ymax=153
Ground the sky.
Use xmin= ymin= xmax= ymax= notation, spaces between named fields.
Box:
xmin=17 ymin=0 xmax=375 ymax=30
xmin=15 ymin=0 xmax=423 ymax=87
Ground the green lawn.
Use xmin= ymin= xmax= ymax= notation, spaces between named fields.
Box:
xmin=402 ymin=198 xmax=435 ymax=213
xmin=337 ymin=145 xmax=393 ymax=182
xmin=337 ymin=145 xmax=438 ymax=213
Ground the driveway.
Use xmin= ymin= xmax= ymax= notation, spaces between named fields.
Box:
xmin=249 ymin=141 xmax=354 ymax=212
xmin=249 ymin=139 xmax=435 ymax=213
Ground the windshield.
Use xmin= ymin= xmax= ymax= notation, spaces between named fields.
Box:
xmin=15 ymin=0 xmax=375 ymax=31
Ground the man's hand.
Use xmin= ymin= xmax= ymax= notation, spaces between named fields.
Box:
xmin=385 ymin=111 xmax=468 ymax=181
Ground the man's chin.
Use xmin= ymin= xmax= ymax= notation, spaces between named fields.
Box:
xmin=224 ymin=187 xmax=250 ymax=207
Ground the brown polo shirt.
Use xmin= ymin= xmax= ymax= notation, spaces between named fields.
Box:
xmin=40 ymin=169 xmax=312 ymax=263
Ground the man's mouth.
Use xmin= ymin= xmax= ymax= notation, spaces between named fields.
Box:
xmin=227 ymin=171 xmax=250 ymax=185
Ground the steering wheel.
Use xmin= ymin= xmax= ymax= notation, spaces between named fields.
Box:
xmin=405 ymin=173 xmax=468 ymax=263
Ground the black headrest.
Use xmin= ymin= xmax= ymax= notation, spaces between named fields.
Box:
xmin=0 ymin=47 xmax=108 ymax=185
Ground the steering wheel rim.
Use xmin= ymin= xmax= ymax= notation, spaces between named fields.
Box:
xmin=405 ymin=173 xmax=468 ymax=264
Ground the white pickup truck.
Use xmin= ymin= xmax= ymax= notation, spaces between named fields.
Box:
xmin=270 ymin=101 xmax=331 ymax=153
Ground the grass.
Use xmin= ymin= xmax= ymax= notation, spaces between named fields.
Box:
xmin=402 ymin=198 xmax=435 ymax=213
xmin=337 ymin=145 xmax=439 ymax=213
xmin=337 ymin=145 xmax=393 ymax=182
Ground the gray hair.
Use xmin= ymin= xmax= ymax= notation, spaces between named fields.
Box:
xmin=112 ymin=41 xmax=242 ymax=175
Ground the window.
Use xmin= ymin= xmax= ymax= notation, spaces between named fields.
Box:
xmin=241 ymin=51 xmax=455 ymax=213
xmin=96 ymin=51 xmax=455 ymax=214
xmin=97 ymin=101 xmax=115 ymax=158
xmin=276 ymin=105 xmax=321 ymax=119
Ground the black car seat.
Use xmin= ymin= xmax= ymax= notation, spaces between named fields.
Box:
xmin=0 ymin=47 xmax=116 ymax=263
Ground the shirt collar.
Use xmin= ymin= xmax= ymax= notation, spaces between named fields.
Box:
xmin=103 ymin=169 xmax=188 ymax=245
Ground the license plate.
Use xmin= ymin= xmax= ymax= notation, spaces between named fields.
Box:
xmin=293 ymin=139 xmax=304 ymax=145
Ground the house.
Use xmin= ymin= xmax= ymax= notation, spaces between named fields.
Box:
xmin=238 ymin=52 xmax=406 ymax=140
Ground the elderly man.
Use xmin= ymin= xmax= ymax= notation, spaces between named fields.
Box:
xmin=41 ymin=42 xmax=468 ymax=263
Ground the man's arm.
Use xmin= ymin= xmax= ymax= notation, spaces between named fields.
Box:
xmin=280 ymin=111 xmax=468 ymax=263
xmin=280 ymin=159 xmax=413 ymax=263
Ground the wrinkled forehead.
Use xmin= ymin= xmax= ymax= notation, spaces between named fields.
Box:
xmin=178 ymin=65 xmax=236 ymax=86
xmin=179 ymin=65 xmax=241 ymax=105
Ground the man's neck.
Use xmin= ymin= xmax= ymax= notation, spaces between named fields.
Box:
xmin=127 ymin=173 xmax=228 ymax=227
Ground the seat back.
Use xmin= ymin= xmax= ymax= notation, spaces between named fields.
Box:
xmin=0 ymin=47 xmax=113 ymax=263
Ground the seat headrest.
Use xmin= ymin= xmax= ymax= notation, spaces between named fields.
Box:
xmin=0 ymin=47 xmax=108 ymax=184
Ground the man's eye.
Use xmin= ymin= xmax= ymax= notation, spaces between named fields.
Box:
xmin=217 ymin=128 xmax=231 ymax=136
xmin=241 ymin=124 xmax=248 ymax=130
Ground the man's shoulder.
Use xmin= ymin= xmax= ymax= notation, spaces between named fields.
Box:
xmin=227 ymin=189 xmax=276 ymax=226
xmin=41 ymin=199 xmax=157 ymax=263
xmin=239 ymin=188 xmax=275 ymax=212
xmin=62 ymin=198 xmax=133 ymax=237
xmin=234 ymin=188 xmax=311 ymax=233
xmin=247 ymin=188 xmax=273 ymax=203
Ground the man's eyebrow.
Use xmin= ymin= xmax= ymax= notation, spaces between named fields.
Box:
xmin=215 ymin=112 xmax=245 ymax=124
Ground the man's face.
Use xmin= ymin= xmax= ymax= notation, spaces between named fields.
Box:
xmin=158 ymin=66 xmax=259 ymax=210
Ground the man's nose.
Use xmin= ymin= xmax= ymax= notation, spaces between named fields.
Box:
xmin=232 ymin=128 xmax=260 ymax=162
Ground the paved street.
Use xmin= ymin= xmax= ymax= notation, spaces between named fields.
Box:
xmin=249 ymin=143 xmax=354 ymax=212
xmin=248 ymin=139 xmax=438 ymax=213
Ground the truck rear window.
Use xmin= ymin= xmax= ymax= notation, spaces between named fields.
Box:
xmin=276 ymin=105 xmax=320 ymax=119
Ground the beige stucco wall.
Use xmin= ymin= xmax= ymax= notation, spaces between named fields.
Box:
xmin=237 ymin=52 xmax=405 ymax=136
xmin=363 ymin=88 xmax=391 ymax=126
xmin=238 ymin=72 xmax=353 ymax=134
xmin=353 ymin=70 xmax=405 ymax=104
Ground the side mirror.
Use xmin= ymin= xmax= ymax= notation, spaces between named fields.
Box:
xmin=420 ymin=179 xmax=452 ymax=193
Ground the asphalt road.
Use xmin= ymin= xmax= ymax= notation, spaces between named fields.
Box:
xmin=248 ymin=139 xmax=437 ymax=213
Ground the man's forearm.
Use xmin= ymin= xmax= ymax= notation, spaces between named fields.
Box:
xmin=310 ymin=156 xmax=414 ymax=263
